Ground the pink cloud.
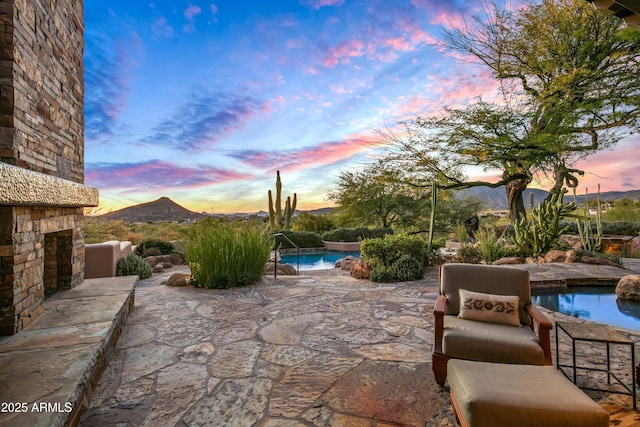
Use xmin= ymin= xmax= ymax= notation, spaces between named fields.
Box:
xmin=323 ymin=39 xmax=365 ymax=67
xmin=429 ymin=71 xmax=500 ymax=107
xmin=393 ymin=95 xmax=440 ymax=121
xmin=410 ymin=0 xmax=466 ymax=29
xmin=230 ymin=134 xmax=384 ymax=172
xmin=151 ymin=17 xmax=173 ymax=38
xmin=303 ymin=0 xmax=346 ymax=9
xmin=86 ymin=160 xmax=253 ymax=193
xmin=574 ymin=135 xmax=640 ymax=192
xmin=185 ymin=4 xmax=202 ymax=20
xmin=210 ymin=4 xmax=218 ymax=14
xmin=306 ymin=66 xmax=321 ymax=75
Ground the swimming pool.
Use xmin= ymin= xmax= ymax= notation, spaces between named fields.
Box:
xmin=532 ymin=286 xmax=640 ymax=332
xmin=279 ymin=251 xmax=361 ymax=271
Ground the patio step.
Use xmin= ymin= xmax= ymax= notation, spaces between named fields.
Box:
xmin=0 ymin=275 xmax=137 ymax=427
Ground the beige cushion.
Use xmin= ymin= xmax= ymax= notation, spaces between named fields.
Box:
xmin=441 ymin=263 xmax=531 ymax=325
xmin=448 ymin=360 xmax=609 ymax=427
xmin=443 ymin=316 xmax=544 ymax=365
xmin=458 ymin=289 xmax=521 ymax=327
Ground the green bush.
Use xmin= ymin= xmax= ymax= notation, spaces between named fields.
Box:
xmin=321 ymin=227 xmax=393 ymax=242
xmin=559 ymin=221 xmax=640 ymax=237
xmin=457 ymin=244 xmax=483 ymax=264
xmin=292 ymin=212 xmax=335 ymax=234
xmin=274 ymin=230 xmax=323 ymax=249
xmin=136 ymin=239 xmax=175 ymax=258
xmin=361 ymin=234 xmax=426 ymax=282
xmin=186 ymin=221 xmax=273 ymax=289
xmin=389 ymin=254 xmax=425 ymax=282
xmin=369 ymin=266 xmax=395 ymax=283
xmin=116 ymin=254 xmax=152 ymax=279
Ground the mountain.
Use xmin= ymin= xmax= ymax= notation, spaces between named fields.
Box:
xmin=100 ymin=197 xmax=205 ymax=222
xmin=456 ymin=187 xmax=640 ymax=210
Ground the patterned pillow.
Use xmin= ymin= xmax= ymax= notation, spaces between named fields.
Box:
xmin=458 ymin=289 xmax=521 ymax=327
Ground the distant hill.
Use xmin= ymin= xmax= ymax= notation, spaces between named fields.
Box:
xmin=100 ymin=197 xmax=205 ymax=222
xmin=457 ymin=187 xmax=640 ymax=210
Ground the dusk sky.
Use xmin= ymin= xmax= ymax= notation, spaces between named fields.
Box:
xmin=84 ymin=0 xmax=639 ymax=214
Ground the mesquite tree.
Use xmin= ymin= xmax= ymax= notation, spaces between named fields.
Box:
xmin=386 ymin=0 xmax=640 ymax=221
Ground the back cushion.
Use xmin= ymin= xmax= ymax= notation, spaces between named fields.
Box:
xmin=441 ymin=263 xmax=531 ymax=325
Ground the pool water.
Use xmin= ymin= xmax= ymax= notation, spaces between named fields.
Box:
xmin=279 ymin=251 xmax=361 ymax=271
xmin=532 ymin=286 xmax=640 ymax=332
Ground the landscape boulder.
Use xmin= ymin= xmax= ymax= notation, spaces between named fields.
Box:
xmin=581 ymin=256 xmax=623 ymax=268
xmin=337 ymin=255 xmax=359 ymax=271
xmin=351 ymin=262 xmax=370 ymax=280
xmin=544 ymin=249 xmax=566 ymax=263
xmin=493 ymin=257 xmax=525 ymax=265
xmin=152 ymin=264 xmax=164 ymax=273
xmin=565 ymin=249 xmax=577 ymax=263
xmin=165 ymin=273 xmax=192 ymax=287
xmin=616 ymin=275 xmax=640 ymax=301
xmin=144 ymin=253 xmax=184 ymax=269
xmin=264 ymin=262 xmax=297 ymax=275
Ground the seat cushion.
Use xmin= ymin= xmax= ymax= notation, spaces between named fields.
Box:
xmin=448 ymin=360 xmax=609 ymax=427
xmin=443 ymin=316 xmax=544 ymax=365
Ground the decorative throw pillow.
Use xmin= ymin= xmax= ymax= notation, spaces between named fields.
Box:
xmin=458 ymin=289 xmax=521 ymax=327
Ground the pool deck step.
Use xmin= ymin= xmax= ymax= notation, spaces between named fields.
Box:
xmin=0 ymin=275 xmax=137 ymax=427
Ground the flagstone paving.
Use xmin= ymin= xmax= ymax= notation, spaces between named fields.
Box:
xmin=79 ymin=264 xmax=640 ymax=427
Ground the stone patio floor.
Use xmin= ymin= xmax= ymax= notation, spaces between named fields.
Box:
xmin=2 ymin=261 xmax=640 ymax=426
xmin=77 ymin=261 xmax=640 ymax=427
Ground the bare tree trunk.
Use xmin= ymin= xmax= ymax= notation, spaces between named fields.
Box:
xmin=506 ymin=177 xmax=530 ymax=222
xmin=545 ymin=163 xmax=583 ymax=202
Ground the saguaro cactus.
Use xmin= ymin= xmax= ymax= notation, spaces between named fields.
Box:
xmin=268 ymin=171 xmax=297 ymax=230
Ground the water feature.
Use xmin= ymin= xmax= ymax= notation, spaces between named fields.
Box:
xmin=532 ymin=286 xmax=640 ymax=332
xmin=279 ymin=251 xmax=360 ymax=271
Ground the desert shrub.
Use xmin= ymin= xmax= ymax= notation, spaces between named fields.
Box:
xmin=475 ymin=227 xmax=508 ymax=263
xmin=602 ymin=222 xmax=640 ymax=236
xmin=322 ymin=227 xmax=393 ymax=242
xmin=454 ymin=223 xmax=467 ymax=242
xmin=116 ymin=254 xmax=152 ymax=279
xmin=559 ymin=221 xmax=640 ymax=237
xmin=136 ymin=239 xmax=175 ymax=258
xmin=457 ymin=244 xmax=482 ymax=264
xmin=361 ymin=234 xmax=427 ymax=282
xmin=292 ymin=213 xmax=335 ymax=234
xmin=389 ymin=255 xmax=425 ymax=282
xmin=274 ymin=230 xmax=323 ymax=249
xmin=84 ymin=217 xmax=130 ymax=243
xmin=186 ymin=221 xmax=272 ymax=289
xmin=369 ymin=266 xmax=395 ymax=283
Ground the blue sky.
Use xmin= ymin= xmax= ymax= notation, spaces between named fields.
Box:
xmin=84 ymin=0 xmax=639 ymax=214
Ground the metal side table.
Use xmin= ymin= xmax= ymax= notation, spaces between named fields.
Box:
xmin=556 ymin=321 xmax=636 ymax=409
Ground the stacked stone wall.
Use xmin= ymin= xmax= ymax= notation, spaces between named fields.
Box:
xmin=0 ymin=0 xmax=84 ymax=183
xmin=0 ymin=205 xmax=84 ymax=335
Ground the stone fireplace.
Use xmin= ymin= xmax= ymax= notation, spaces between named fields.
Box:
xmin=0 ymin=0 xmax=98 ymax=335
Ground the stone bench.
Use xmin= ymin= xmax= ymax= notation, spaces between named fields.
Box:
xmin=448 ymin=360 xmax=609 ymax=427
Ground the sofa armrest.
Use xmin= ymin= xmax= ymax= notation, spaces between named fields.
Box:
xmin=525 ymin=304 xmax=553 ymax=365
xmin=433 ymin=294 xmax=447 ymax=354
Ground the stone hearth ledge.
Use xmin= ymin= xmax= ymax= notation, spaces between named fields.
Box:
xmin=0 ymin=163 xmax=99 ymax=207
